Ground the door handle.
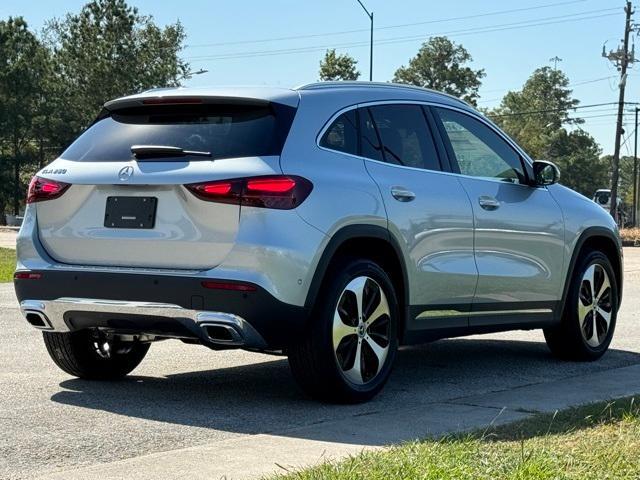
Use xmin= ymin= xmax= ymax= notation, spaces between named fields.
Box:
xmin=478 ymin=196 xmax=500 ymax=210
xmin=391 ymin=186 xmax=416 ymax=202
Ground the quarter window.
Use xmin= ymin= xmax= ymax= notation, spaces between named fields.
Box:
xmin=433 ymin=107 xmax=525 ymax=183
xmin=367 ymin=104 xmax=441 ymax=171
xmin=319 ymin=110 xmax=358 ymax=156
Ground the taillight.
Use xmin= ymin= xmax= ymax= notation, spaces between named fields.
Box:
xmin=27 ymin=176 xmax=70 ymax=204
xmin=185 ymin=175 xmax=313 ymax=210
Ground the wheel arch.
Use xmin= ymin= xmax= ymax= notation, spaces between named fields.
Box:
xmin=304 ymin=225 xmax=409 ymax=338
xmin=560 ymin=227 xmax=623 ymax=319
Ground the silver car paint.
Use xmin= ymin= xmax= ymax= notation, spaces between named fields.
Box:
xmin=16 ymin=83 xmax=621 ymax=332
xmin=548 ymin=183 xmax=622 ymax=268
xmin=364 ymin=160 xmax=477 ymax=311
xmin=458 ymin=177 xmax=565 ymax=307
xmin=36 ymin=156 xmax=281 ymax=269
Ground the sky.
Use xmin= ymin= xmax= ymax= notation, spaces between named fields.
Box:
xmin=1 ymin=0 xmax=636 ymax=156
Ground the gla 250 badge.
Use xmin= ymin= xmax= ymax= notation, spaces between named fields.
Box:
xmin=40 ymin=168 xmax=67 ymax=175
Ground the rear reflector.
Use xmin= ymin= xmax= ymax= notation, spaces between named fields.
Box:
xmin=27 ymin=176 xmax=70 ymax=204
xmin=201 ymin=280 xmax=257 ymax=292
xmin=185 ymin=175 xmax=313 ymax=210
xmin=14 ymin=272 xmax=42 ymax=280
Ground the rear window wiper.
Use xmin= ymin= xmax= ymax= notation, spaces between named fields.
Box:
xmin=131 ymin=145 xmax=212 ymax=160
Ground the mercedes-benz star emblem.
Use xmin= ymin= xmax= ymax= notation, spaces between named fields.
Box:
xmin=118 ymin=166 xmax=134 ymax=181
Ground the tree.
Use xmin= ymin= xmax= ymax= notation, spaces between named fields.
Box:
xmin=319 ymin=49 xmax=360 ymax=81
xmin=601 ymin=155 xmax=634 ymax=204
xmin=547 ymin=129 xmax=606 ymax=197
xmin=490 ymin=67 xmax=608 ymax=198
xmin=0 ymin=17 xmax=51 ymax=215
xmin=491 ymin=67 xmax=580 ymax=159
xmin=44 ymin=0 xmax=189 ymax=141
xmin=392 ymin=36 xmax=485 ymax=105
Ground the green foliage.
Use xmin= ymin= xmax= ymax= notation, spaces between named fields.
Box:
xmin=0 ymin=17 xmax=51 ymax=215
xmin=44 ymin=0 xmax=188 ymax=138
xmin=488 ymin=67 xmax=605 ymax=198
xmin=0 ymin=247 xmax=16 ymax=282
xmin=617 ymin=155 xmax=636 ymax=204
xmin=491 ymin=67 xmax=580 ymax=159
xmin=392 ymin=36 xmax=485 ymax=105
xmin=547 ymin=129 xmax=605 ymax=197
xmin=0 ymin=1 xmax=188 ymax=220
xmin=601 ymin=154 xmax=636 ymax=205
xmin=319 ymin=49 xmax=360 ymax=81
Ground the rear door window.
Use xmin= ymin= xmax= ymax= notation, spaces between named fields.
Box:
xmin=61 ymin=103 xmax=296 ymax=161
xmin=367 ymin=104 xmax=442 ymax=171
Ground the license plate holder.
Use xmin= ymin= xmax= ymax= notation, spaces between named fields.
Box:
xmin=104 ymin=196 xmax=157 ymax=229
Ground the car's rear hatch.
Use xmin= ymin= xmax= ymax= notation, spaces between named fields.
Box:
xmin=35 ymin=93 xmax=297 ymax=270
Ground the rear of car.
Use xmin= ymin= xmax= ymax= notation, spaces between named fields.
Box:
xmin=14 ymin=83 xmax=624 ymax=404
xmin=14 ymin=88 xmax=326 ymax=353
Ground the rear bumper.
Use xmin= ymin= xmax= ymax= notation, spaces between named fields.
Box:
xmin=14 ymin=270 xmax=309 ymax=350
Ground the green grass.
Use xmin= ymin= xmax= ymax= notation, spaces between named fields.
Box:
xmin=0 ymin=247 xmax=16 ymax=282
xmin=272 ymin=398 xmax=640 ymax=480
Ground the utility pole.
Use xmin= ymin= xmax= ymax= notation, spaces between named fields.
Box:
xmin=602 ymin=1 xmax=635 ymax=223
xmin=356 ymin=0 xmax=374 ymax=81
xmin=634 ymin=107 xmax=639 ymax=226
xmin=549 ymin=56 xmax=562 ymax=70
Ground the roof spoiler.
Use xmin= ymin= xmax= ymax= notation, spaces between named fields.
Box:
xmin=103 ymin=95 xmax=271 ymax=112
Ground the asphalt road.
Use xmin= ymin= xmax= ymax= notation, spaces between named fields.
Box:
xmin=2 ymin=249 xmax=640 ymax=479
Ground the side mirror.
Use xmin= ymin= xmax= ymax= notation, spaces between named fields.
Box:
xmin=532 ymin=160 xmax=560 ymax=186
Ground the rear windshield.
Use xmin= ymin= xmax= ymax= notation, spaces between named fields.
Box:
xmin=61 ymin=102 xmax=296 ymax=161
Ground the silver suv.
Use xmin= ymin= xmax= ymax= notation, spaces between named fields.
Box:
xmin=15 ymin=82 xmax=623 ymax=403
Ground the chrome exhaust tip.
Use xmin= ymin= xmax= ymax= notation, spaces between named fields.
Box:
xmin=23 ymin=310 xmax=52 ymax=330
xmin=200 ymin=322 xmax=244 ymax=345
xmin=196 ymin=312 xmax=267 ymax=349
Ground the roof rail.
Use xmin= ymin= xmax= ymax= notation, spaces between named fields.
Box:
xmin=294 ymin=81 xmax=469 ymax=106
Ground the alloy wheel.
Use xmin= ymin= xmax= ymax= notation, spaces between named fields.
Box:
xmin=578 ymin=263 xmax=613 ymax=348
xmin=332 ymin=276 xmax=391 ymax=385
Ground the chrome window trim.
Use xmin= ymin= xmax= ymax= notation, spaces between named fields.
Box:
xmin=416 ymin=308 xmax=554 ymax=319
xmin=315 ymin=100 xmax=537 ymax=187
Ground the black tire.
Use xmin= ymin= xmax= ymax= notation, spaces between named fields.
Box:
xmin=288 ymin=258 xmax=399 ymax=403
xmin=544 ymin=250 xmax=618 ymax=361
xmin=43 ymin=330 xmax=150 ymax=379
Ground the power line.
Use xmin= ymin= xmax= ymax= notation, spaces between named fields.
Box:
xmin=489 ymin=102 xmax=639 ymax=118
xmin=185 ymin=0 xmax=588 ymax=49
xmin=187 ymin=9 xmax=618 ymax=61
xmin=186 ymin=9 xmax=620 ymax=62
xmin=569 ymin=112 xmax=636 ymax=119
xmin=602 ymin=0 xmax=634 ymax=220
xmin=570 ymin=75 xmax=618 ymax=87
xmin=477 ymin=75 xmax=619 ymax=104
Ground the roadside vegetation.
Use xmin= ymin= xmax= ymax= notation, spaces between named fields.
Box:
xmin=620 ymin=228 xmax=640 ymax=245
xmin=0 ymin=247 xmax=16 ymax=282
xmin=273 ymin=398 xmax=640 ymax=480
